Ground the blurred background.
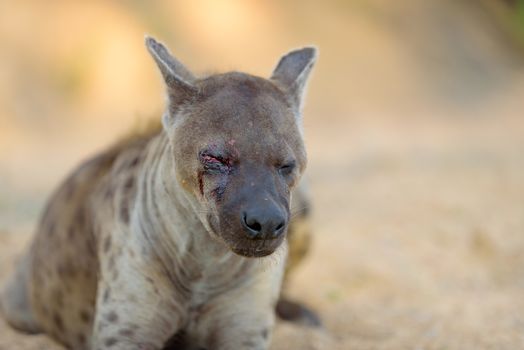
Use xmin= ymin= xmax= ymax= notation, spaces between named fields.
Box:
xmin=1 ymin=0 xmax=524 ymax=349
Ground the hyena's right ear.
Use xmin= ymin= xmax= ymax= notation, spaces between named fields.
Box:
xmin=145 ymin=36 xmax=198 ymax=117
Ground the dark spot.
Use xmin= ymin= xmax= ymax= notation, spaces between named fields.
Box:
xmin=103 ymin=235 xmax=112 ymax=253
xmin=67 ymin=227 xmax=76 ymax=240
xmin=146 ymin=277 xmax=160 ymax=295
xmin=104 ymin=337 xmax=118 ymax=347
xmin=106 ymin=311 xmax=119 ymax=323
xmin=105 ymin=186 xmax=114 ymax=200
xmin=123 ymin=177 xmax=134 ymax=191
xmin=261 ymin=328 xmax=269 ymax=339
xmin=75 ymin=208 xmax=86 ymax=227
xmin=79 ymin=310 xmax=91 ymax=323
xmin=57 ymin=263 xmax=76 ymax=279
xmin=128 ymin=156 xmax=140 ymax=168
xmin=128 ymin=248 xmax=135 ymax=258
xmin=242 ymin=340 xmax=257 ymax=347
xmin=120 ymin=203 xmax=130 ymax=224
xmin=118 ymin=328 xmax=134 ymax=337
xmin=86 ymin=238 xmax=97 ymax=258
xmin=52 ymin=289 xmax=64 ymax=308
xmin=116 ymin=246 xmax=123 ymax=256
xmin=46 ymin=219 xmax=56 ymax=237
xmin=53 ymin=312 xmax=64 ymax=331
xmin=103 ymin=287 xmax=111 ymax=303
xmin=40 ymin=304 xmax=50 ymax=317
xmin=77 ymin=333 xmax=86 ymax=345
xmin=83 ymin=268 xmax=93 ymax=280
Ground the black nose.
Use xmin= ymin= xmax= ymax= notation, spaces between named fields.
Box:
xmin=242 ymin=208 xmax=287 ymax=240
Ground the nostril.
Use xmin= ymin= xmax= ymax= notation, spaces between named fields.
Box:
xmin=273 ymin=220 xmax=286 ymax=238
xmin=249 ymin=221 xmax=262 ymax=232
xmin=242 ymin=213 xmax=262 ymax=238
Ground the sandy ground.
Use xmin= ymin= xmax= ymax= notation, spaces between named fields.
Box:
xmin=1 ymin=115 xmax=524 ymax=350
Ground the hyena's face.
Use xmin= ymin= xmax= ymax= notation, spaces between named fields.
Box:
xmin=172 ymin=75 xmax=307 ymax=257
xmin=146 ymin=37 xmax=316 ymax=257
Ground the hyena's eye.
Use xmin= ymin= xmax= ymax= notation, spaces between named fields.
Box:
xmin=199 ymin=151 xmax=231 ymax=174
xmin=278 ymin=161 xmax=296 ymax=177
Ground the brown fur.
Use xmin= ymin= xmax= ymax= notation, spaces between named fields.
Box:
xmin=0 ymin=37 xmax=317 ymax=350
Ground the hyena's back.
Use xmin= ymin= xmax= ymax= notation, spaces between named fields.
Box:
xmin=1 ymin=128 xmax=154 ymax=349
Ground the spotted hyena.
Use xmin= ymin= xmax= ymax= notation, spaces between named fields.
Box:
xmin=0 ymin=36 xmax=317 ymax=350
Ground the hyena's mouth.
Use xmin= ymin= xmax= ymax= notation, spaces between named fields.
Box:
xmin=229 ymin=236 xmax=284 ymax=258
xmin=231 ymin=246 xmax=276 ymax=258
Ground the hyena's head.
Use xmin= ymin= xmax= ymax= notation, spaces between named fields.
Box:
xmin=146 ymin=37 xmax=316 ymax=257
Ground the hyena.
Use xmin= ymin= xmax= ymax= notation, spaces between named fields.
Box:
xmin=0 ymin=36 xmax=317 ymax=350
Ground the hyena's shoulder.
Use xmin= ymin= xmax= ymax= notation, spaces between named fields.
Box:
xmin=32 ymin=120 xmax=163 ymax=256
xmin=57 ymin=120 xmax=162 ymax=208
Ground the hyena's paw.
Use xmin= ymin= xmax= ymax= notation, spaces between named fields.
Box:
xmin=0 ymin=256 xmax=42 ymax=334
xmin=276 ymin=297 xmax=322 ymax=328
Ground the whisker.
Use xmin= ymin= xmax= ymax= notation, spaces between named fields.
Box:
xmin=290 ymin=205 xmax=310 ymax=215
xmin=289 ymin=205 xmax=311 ymax=219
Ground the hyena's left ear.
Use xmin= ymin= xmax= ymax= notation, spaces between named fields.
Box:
xmin=271 ymin=47 xmax=317 ymax=110
xmin=145 ymin=36 xmax=198 ymax=116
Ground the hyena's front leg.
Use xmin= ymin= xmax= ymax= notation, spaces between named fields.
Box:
xmin=92 ymin=277 xmax=183 ymax=350
xmin=192 ymin=266 xmax=284 ymax=350
xmin=92 ymin=247 xmax=184 ymax=350
xmin=193 ymin=291 xmax=275 ymax=350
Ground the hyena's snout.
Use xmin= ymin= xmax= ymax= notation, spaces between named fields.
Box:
xmin=241 ymin=199 xmax=288 ymax=240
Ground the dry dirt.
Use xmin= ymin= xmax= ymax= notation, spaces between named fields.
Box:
xmin=1 ymin=115 xmax=524 ymax=350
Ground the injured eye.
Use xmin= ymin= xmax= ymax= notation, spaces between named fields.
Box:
xmin=199 ymin=151 xmax=231 ymax=174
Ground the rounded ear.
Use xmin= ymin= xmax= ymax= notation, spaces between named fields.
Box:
xmin=145 ymin=36 xmax=198 ymax=109
xmin=270 ymin=47 xmax=318 ymax=110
